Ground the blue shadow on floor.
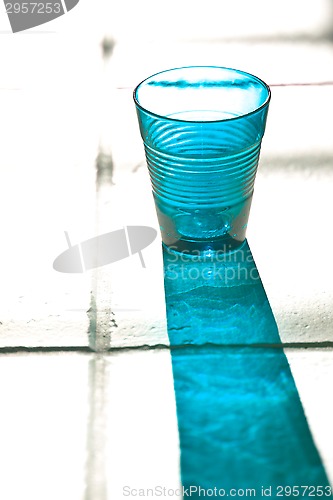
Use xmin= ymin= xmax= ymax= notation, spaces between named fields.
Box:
xmin=163 ymin=241 xmax=330 ymax=497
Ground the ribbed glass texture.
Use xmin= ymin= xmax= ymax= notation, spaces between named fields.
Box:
xmin=134 ymin=67 xmax=270 ymax=254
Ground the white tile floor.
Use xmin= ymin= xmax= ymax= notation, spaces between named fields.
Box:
xmin=0 ymin=1 xmax=332 ymax=497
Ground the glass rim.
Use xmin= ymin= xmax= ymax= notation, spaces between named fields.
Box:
xmin=133 ymin=65 xmax=271 ymax=124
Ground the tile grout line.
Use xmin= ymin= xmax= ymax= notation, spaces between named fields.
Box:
xmin=84 ymin=355 xmax=109 ymax=500
xmin=0 ymin=341 xmax=333 ymax=354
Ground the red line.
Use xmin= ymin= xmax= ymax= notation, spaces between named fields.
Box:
xmin=269 ymin=82 xmax=333 ymax=87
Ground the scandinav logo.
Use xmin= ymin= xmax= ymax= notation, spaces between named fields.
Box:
xmin=53 ymin=227 xmax=158 ymax=273
xmin=4 ymin=0 xmax=80 ymax=33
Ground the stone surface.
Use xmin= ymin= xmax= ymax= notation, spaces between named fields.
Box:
xmin=0 ymin=2 xmax=332 ymax=495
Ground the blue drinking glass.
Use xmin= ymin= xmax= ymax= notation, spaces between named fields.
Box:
xmin=133 ymin=66 xmax=271 ymax=254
